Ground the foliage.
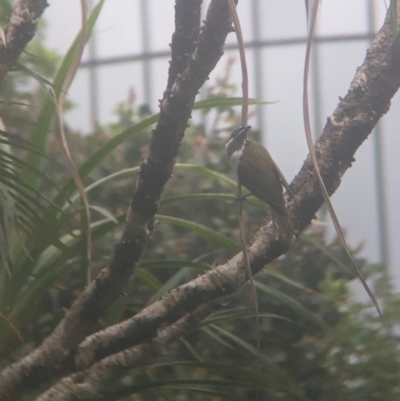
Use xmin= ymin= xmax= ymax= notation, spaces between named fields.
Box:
xmin=0 ymin=3 xmax=400 ymax=401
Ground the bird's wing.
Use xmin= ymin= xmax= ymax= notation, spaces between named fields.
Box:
xmin=238 ymin=140 xmax=287 ymax=215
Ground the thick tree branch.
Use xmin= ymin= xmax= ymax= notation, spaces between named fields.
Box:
xmin=0 ymin=0 xmax=48 ymax=79
xmin=167 ymin=0 xmax=202 ymax=90
xmin=66 ymin=6 xmax=400 ymax=373
xmin=35 ymin=300 xmax=221 ymax=401
xmin=0 ymin=1 xmax=234 ymax=399
xmin=2 ymin=4 xmax=400 ymax=400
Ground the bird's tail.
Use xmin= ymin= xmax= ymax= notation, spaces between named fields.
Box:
xmin=271 ymin=208 xmax=293 ymax=242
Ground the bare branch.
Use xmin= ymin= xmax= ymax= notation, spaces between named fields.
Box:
xmin=0 ymin=0 xmax=48 ymax=79
xmin=2 ymin=4 xmax=400 ymax=400
xmin=35 ymin=300 xmax=221 ymax=401
xmin=70 ymin=4 xmax=400 ymax=374
xmin=167 ymin=0 xmax=202 ymax=90
xmin=0 ymin=1 xmax=234 ymax=398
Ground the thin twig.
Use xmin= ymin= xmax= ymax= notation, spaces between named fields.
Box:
xmin=227 ymin=0 xmax=261 ymax=373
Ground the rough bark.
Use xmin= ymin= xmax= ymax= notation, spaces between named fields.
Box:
xmin=167 ymin=0 xmax=203 ymax=90
xmin=1 ymin=2 xmax=400 ymax=401
xmin=0 ymin=0 xmax=48 ymax=79
xmin=35 ymin=300 xmax=222 ymax=401
xmin=65 ymin=9 xmax=400 ymax=377
xmin=0 ymin=0 xmax=234 ymax=399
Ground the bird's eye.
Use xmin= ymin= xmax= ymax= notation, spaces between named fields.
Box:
xmin=231 ymin=125 xmax=251 ymax=139
xmin=231 ymin=126 xmax=245 ymax=139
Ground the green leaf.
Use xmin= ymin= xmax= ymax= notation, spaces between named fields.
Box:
xmin=153 ymin=361 xmax=261 ymax=383
xmin=105 ymin=296 xmax=129 ymax=326
xmin=157 ymin=214 xmax=240 ymax=253
xmin=22 ymin=0 xmax=105 ymax=189
xmin=255 ymin=281 xmax=327 ymax=328
xmin=135 ymin=269 xmax=163 ymax=291
xmin=200 ymin=326 xmax=237 ymax=351
xmin=62 ymin=167 xmax=140 ymax=209
xmin=209 ymin=324 xmax=267 ymax=361
xmin=303 ymin=234 xmax=352 ymax=275
xmin=4 ymin=217 xmax=119 ymax=330
xmin=64 ymin=165 xmax=243 ymax=212
xmin=198 ymin=309 xmax=290 ymax=328
xmin=160 ymin=192 xmax=267 ymax=209
xmin=192 ymin=96 xmax=273 ymax=110
xmin=53 ymin=116 xmax=157 ymax=208
xmin=88 ymin=205 xmax=118 ymax=224
xmin=263 ymin=266 xmax=331 ymax=300
xmin=0 ymin=183 xmax=15 ymax=278
xmin=174 ymin=164 xmax=237 ymax=188
xmin=15 ymin=61 xmax=54 ymax=87
xmin=155 ymin=387 xmax=243 ymax=401
xmin=146 ymin=267 xmax=192 ymax=306
xmin=139 ymin=260 xmax=212 ymax=307
xmin=178 ymin=337 xmax=203 ymax=361
xmin=108 ymin=378 xmax=264 ymax=400
xmin=54 ymin=95 xmax=259 ymax=208
xmin=140 ymin=259 xmax=211 ymax=271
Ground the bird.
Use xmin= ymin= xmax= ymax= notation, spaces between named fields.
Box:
xmin=226 ymin=125 xmax=293 ymax=240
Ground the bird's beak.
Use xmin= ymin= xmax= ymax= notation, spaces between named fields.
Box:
xmin=237 ymin=125 xmax=251 ymax=141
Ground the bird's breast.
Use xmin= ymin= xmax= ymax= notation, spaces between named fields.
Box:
xmin=229 ymin=146 xmax=244 ymax=172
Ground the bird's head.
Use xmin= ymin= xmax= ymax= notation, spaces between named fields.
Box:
xmin=225 ymin=125 xmax=251 ymax=158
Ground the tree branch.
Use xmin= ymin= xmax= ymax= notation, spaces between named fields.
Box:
xmin=35 ymin=300 xmax=221 ymax=401
xmin=0 ymin=1 xmax=234 ymax=399
xmin=64 ymin=4 xmax=400 ymax=374
xmin=167 ymin=0 xmax=202 ymax=90
xmin=2 ymin=4 xmax=400 ymax=400
xmin=0 ymin=0 xmax=48 ymax=79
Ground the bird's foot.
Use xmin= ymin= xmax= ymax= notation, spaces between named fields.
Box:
xmin=235 ymin=193 xmax=251 ymax=202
